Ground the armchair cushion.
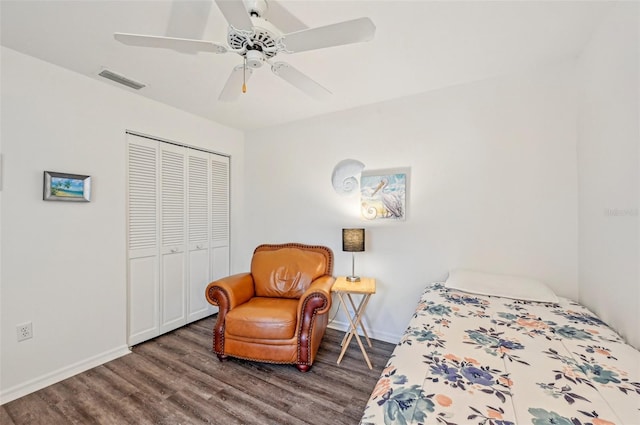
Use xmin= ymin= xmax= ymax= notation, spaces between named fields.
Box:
xmin=226 ymin=297 xmax=298 ymax=340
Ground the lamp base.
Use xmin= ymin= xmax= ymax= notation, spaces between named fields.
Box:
xmin=346 ymin=275 xmax=361 ymax=282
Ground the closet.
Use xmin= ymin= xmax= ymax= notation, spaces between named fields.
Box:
xmin=126 ymin=133 xmax=230 ymax=345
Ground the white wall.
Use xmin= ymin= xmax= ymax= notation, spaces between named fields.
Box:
xmin=0 ymin=47 xmax=245 ymax=403
xmin=576 ymin=3 xmax=639 ymax=349
xmin=244 ymin=61 xmax=579 ymax=342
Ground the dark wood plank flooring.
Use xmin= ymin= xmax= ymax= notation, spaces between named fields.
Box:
xmin=1 ymin=315 xmax=395 ymax=425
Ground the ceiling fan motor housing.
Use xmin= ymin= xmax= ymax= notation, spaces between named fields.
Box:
xmin=228 ymin=16 xmax=280 ymax=66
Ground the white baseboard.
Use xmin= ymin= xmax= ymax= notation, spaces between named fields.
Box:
xmin=0 ymin=345 xmax=130 ymax=405
xmin=328 ymin=320 xmax=401 ymax=344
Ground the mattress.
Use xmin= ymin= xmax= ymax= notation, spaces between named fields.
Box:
xmin=360 ymin=283 xmax=640 ymax=425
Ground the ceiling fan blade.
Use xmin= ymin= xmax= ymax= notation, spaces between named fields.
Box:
xmin=219 ymin=65 xmax=253 ymax=102
xmin=114 ymin=33 xmax=227 ymax=54
xmin=165 ymin=0 xmax=212 ymax=39
xmin=281 ymin=17 xmax=375 ymax=53
xmin=271 ymin=62 xmax=331 ymax=100
xmin=215 ymin=0 xmax=253 ymax=32
xmin=266 ymin=2 xmax=307 ymax=33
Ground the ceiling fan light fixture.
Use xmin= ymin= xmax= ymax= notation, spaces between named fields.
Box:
xmin=245 ymin=49 xmax=264 ymax=68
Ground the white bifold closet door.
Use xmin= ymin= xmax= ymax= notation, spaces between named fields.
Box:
xmin=186 ymin=149 xmax=210 ymax=322
xmin=159 ymin=143 xmax=187 ymax=334
xmin=127 ymin=136 xmax=160 ymax=345
xmin=126 ymin=133 xmax=229 ymax=346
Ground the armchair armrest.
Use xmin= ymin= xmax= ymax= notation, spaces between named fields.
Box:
xmin=296 ymin=274 xmax=335 ymax=367
xmin=297 ymin=275 xmax=335 ymax=316
xmin=206 ymin=272 xmax=255 ymax=357
xmin=205 ymin=272 xmax=255 ymax=310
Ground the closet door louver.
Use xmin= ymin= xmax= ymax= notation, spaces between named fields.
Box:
xmin=188 ymin=155 xmax=209 ymax=248
xmin=211 ymin=155 xmax=230 ymax=280
xmin=159 ymin=143 xmax=187 ymax=333
xmin=127 ymin=135 xmax=160 ymax=345
xmin=128 ymin=143 xmax=158 ymax=252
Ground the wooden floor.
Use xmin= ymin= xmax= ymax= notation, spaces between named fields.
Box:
xmin=1 ymin=315 xmax=395 ymax=425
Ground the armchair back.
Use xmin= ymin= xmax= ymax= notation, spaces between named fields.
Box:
xmin=251 ymin=244 xmax=333 ymax=298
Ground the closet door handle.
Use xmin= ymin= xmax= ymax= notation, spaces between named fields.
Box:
xmin=170 ymin=248 xmax=178 ymax=253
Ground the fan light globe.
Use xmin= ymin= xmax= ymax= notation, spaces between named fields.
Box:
xmin=245 ymin=50 xmax=264 ymax=68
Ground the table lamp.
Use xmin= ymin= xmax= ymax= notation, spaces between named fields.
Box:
xmin=342 ymin=228 xmax=365 ymax=282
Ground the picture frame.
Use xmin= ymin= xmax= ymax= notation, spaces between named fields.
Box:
xmin=43 ymin=171 xmax=91 ymax=202
xmin=360 ymin=168 xmax=409 ymax=221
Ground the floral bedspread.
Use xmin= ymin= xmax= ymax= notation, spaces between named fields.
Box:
xmin=360 ymin=283 xmax=640 ymax=425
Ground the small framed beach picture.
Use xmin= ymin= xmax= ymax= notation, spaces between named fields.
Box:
xmin=43 ymin=171 xmax=91 ymax=202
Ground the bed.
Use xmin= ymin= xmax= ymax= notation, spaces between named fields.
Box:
xmin=360 ymin=271 xmax=640 ymax=425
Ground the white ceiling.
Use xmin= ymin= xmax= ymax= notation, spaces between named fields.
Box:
xmin=1 ymin=0 xmax=612 ymax=131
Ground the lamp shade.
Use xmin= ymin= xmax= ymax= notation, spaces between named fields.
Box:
xmin=342 ymin=228 xmax=365 ymax=252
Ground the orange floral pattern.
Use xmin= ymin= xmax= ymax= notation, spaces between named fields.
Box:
xmin=434 ymin=394 xmax=452 ymax=407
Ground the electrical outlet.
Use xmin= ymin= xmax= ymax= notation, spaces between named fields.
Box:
xmin=16 ymin=322 xmax=32 ymax=342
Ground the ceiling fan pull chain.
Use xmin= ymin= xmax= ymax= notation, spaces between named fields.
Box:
xmin=242 ymin=56 xmax=247 ymax=94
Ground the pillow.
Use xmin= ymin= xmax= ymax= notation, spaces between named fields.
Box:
xmin=445 ymin=269 xmax=559 ymax=303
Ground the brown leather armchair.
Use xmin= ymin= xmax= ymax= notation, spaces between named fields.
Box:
xmin=205 ymin=243 xmax=335 ymax=372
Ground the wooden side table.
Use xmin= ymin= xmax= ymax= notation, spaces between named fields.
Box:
xmin=331 ymin=276 xmax=376 ymax=369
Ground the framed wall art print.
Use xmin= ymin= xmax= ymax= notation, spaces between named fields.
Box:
xmin=43 ymin=171 xmax=91 ymax=202
xmin=360 ymin=168 xmax=408 ymax=221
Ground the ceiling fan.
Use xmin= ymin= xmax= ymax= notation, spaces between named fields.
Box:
xmin=114 ymin=0 xmax=376 ymax=101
